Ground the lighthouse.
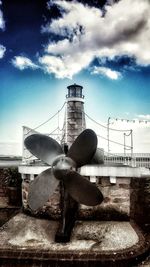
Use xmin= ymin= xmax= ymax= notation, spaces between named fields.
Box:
xmin=61 ymin=84 xmax=86 ymax=148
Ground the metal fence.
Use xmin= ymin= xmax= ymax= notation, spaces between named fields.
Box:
xmin=104 ymin=153 xmax=150 ymax=168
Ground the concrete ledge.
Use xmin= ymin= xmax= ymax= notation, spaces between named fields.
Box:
xmin=19 ymin=164 xmax=150 ymax=178
xmin=80 ymin=165 xmax=146 ymax=177
xmin=0 ymin=213 xmax=149 ymax=266
xmin=19 ymin=165 xmax=49 ymax=175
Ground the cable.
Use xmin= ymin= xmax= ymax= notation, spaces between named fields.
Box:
xmin=23 ymin=102 xmax=134 ymax=160
xmin=25 ymin=102 xmax=66 ymax=135
xmin=124 ymin=131 xmax=132 ymax=137
xmin=47 ymin=127 xmax=59 ymax=136
xmin=97 ymin=134 xmax=131 ymax=149
xmin=112 ymin=117 xmax=150 ymax=124
xmin=85 ymin=112 xmax=131 ymax=132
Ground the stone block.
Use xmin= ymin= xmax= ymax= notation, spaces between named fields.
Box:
xmin=117 ymin=177 xmax=130 ymax=185
xmin=119 ymin=184 xmax=130 ymax=189
xmin=0 ymin=187 xmax=5 ymax=197
xmin=113 ymin=197 xmax=128 ymax=203
xmin=103 ymin=197 xmax=111 ymax=203
xmin=110 ymin=187 xmax=129 ymax=198
xmin=100 ymin=177 xmax=111 ymax=187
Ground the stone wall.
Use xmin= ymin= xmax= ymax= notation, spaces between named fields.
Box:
xmin=78 ymin=177 xmax=130 ymax=220
xmin=130 ymin=176 xmax=150 ymax=232
xmin=0 ymin=168 xmax=22 ymax=206
xmin=22 ymin=176 xmax=130 ymax=220
xmin=0 ymin=168 xmax=22 ymax=227
xmin=0 ymin=169 xmax=8 ymax=199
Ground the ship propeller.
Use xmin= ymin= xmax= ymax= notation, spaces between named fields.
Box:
xmin=24 ymin=129 xmax=103 ymax=211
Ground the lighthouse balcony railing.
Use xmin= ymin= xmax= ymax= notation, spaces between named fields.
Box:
xmin=66 ymin=94 xmax=84 ymax=99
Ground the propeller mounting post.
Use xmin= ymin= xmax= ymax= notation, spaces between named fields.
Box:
xmin=55 ymin=181 xmax=78 ymax=243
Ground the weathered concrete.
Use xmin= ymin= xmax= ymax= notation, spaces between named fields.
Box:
xmin=0 ymin=213 xmax=149 ymax=267
xmin=80 ymin=165 xmax=150 ymax=177
xmin=0 ymin=213 xmax=139 ymax=251
xmin=19 ymin=164 xmax=150 ymax=177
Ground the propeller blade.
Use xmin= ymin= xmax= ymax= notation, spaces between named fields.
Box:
xmin=28 ymin=168 xmax=59 ymax=211
xmin=62 ymin=170 xmax=103 ymax=206
xmin=90 ymin=148 xmax=104 ymax=164
xmin=67 ymin=129 xmax=97 ymax=167
xmin=24 ymin=134 xmax=63 ymax=165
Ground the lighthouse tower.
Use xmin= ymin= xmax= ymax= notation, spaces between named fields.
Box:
xmin=61 ymin=84 xmax=86 ymax=148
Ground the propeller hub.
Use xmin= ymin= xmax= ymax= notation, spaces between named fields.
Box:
xmin=52 ymin=155 xmax=76 ymax=180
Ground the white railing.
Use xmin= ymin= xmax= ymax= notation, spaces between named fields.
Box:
xmin=104 ymin=153 xmax=150 ymax=168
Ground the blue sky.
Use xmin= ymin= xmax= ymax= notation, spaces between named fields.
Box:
xmin=0 ymin=0 xmax=150 ymax=155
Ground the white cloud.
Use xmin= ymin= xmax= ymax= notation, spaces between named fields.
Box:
xmin=39 ymin=50 xmax=92 ymax=79
xmin=0 ymin=0 xmax=5 ymax=30
xmin=136 ymin=114 xmax=150 ymax=121
xmin=39 ymin=0 xmax=150 ymax=78
xmin=0 ymin=44 xmax=6 ymax=58
xmin=91 ymin=66 xmax=122 ymax=80
xmin=0 ymin=2 xmax=6 ymax=60
xmin=12 ymin=56 xmax=39 ymax=70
